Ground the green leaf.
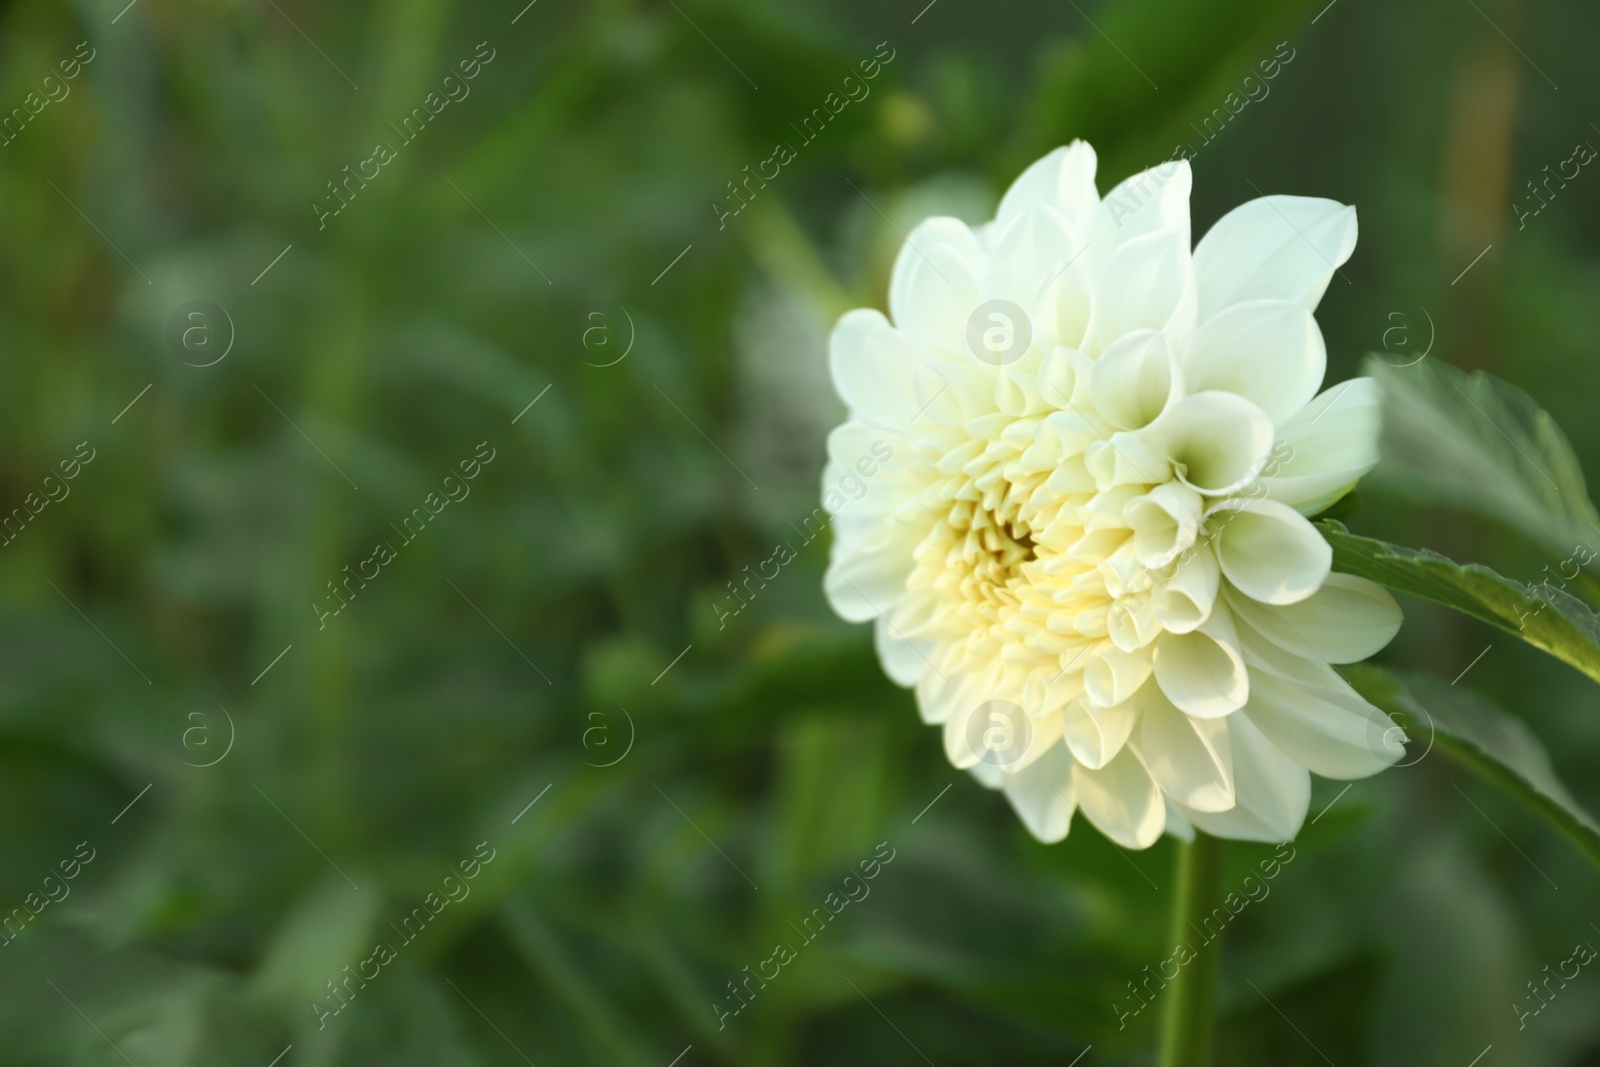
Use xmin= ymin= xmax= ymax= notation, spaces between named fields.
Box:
xmin=1366 ymin=356 xmax=1600 ymax=559
xmin=1342 ymin=665 xmax=1600 ymax=872
xmin=1320 ymin=520 xmax=1600 ymax=687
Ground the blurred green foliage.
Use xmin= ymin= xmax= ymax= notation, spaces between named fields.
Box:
xmin=1 ymin=0 xmax=1599 ymax=1063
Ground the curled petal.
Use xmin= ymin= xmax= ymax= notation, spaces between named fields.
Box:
xmin=1181 ymin=712 xmax=1309 ymax=842
xmin=1153 ymin=607 xmax=1248 ymax=718
xmin=1085 ymin=431 xmax=1172 ymax=490
xmin=1262 ymin=377 xmax=1380 ymax=514
xmin=1084 ymin=644 xmax=1154 ymax=708
xmin=1211 ymin=498 xmax=1332 ymax=605
xmin=1106 ymin=595 xmax=1162 ymax=652
xmin=1180 ymin=299 xmax=1326 ymax=424
xmin=1000 ymin=741 xmax=1079 ymax=843
xmin=1125 ymin=481 xmax=1203 ymax=568
xmin=1062 ymin=697 xmax=1139 ymax=769
xmin=1224 ymin=573 xmax=1402 ymax=663
xmin=1137 ymin=687 xmax=1235 ymax=812
xmin=1155 ymin=392 xmax=1276 ymax=496
xmin=1151 ymin=545 xmax=1220 ymax=634
xmin=1072 ymin=745 xmax=1166 ymax=849
xmin=1090 ymin=329 xmax=1181 ymax=430
xmin=1023 ymin=665 xmax=1085 ymax=716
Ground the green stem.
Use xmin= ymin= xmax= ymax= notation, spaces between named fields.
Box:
xmin=1157 ymin=831 xmax=1226 ymax=1067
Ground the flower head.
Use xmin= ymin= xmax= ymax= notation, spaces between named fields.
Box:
xmin=822 ymin=143 xmax=1404 ymax=848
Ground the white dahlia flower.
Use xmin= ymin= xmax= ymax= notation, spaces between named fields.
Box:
xmin=822 ymin=142 xmax=1406 ymax=848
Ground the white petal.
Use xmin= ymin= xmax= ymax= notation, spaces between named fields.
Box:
xmin=1153 ymin=607 xmax=1248 ymax=718
xmin=945 ymin=696 xmax=1061 ymax=772
xmin=1224 ymin=574 xmax=1402 ymax=664
xmin=1155 ymin=392 xmax=1275 ymax=496
xmin=1181 ymin=712 xmax=1309 ymax=842
xmin=1107 ymin=594 xmax=1162 ymax=652
xmin=888 ymin=217 xmax=987 ymax=356
xmin=934 ymin=362 xmax=1005 ymax=425
xmin=1179 ymin=299 xmax=1326 ymax=424
xmin=1212 ymin=498 xmax=1331 ymax=605
xmin=1023 ymin=665 xmax=1086 ymax=717
xmin=1137 ymin=688 xmax=1235 ymax=812
xmin=942 ymin=694 xmax=990 ymax=768
xmin=1090 ymin=329 xmax=1181 ymax=431
xmin=828 ymin=310 xmax=941 ymax=430
xmin=823 ymin=526 xmax=914 ymax=621
xmin=1011 ymin=707 xmax=1068 ymax=773
xmin=874 ymin=617 xmax=933 ymax=687
xmin=1084 ymin=645 xmax=1154 ymax=708
xmin=1037 ymin=347 xmax=1080 ymax=408
xmin=1084 ymin=431 xmax=1172 ymax=489
xmin=825 ymin=425 xmax=912 ymax=516
xmin=1243 ymin=671 xmax=1404 ymax=779
xmin=996 ymin=142 xmax=1101 ymax=231
xmin=1090 ymin=160 xmax=1192 ymax=255
xmin=987 ymin=204 xmax=1079 ymax=312
xmin=1087 ymin=229 xmax=1197 ymax=354
xmin=1035 ymin=265 xmax=1094 ymax=352
xmin=915 ymin=668 xmax=974 ymax=725
xmin=1125 ymin=481 xmax=1203 ymax=568
xmin=999 ymin=741 xmax=1079 ymax=843
xmin=1151 ymin=545 xmax=1221 ymax=634
xmin=1262 ymin=377 xmax=1380 ymax=514
xmin=1164 ymin=797 xmax=1196 ymax=841
xmin=969 ymin=760 xmax=1004 ymax=789
xmin=1073 ymin=745 xmax=1166 ymax=849
xmin=1192 ymin=195 xmax=1357 ymax=322
xmin=1062 ymin=697 xmax=1140 ymax=770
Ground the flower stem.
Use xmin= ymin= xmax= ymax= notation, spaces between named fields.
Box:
xmin=1157 ymin=831 xmax=1227 ymax=1067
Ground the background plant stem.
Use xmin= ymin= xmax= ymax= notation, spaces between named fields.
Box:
xmin=1157 ymin=831 xmax=1227 ymax=1067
